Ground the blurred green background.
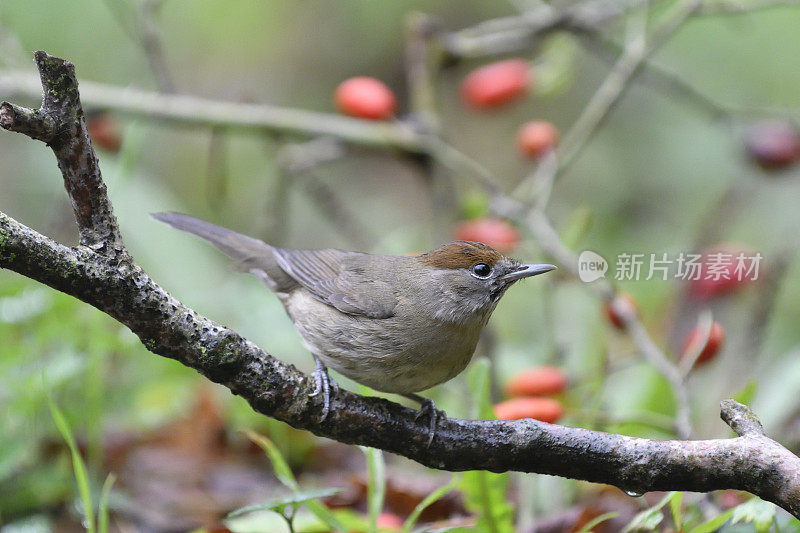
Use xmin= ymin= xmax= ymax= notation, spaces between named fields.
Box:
xmin=2 ymin=0 xmax=800 ymax=530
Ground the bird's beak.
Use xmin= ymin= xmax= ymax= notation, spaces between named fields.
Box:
xmin=502 ymin=263 xmax=557 ymax=283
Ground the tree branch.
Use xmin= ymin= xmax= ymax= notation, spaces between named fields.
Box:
xmin=4 ymin=50 xmax=800 ymax=519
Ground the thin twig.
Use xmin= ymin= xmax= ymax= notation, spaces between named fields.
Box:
xmin=296 ymin=172 xmax=375 ymax=250
xmin=275 ymin=136 xmax=346 ymax=173
xmin=558 ymin=0 xmax=702 ymax=171
xmin=578 ymin=31 xmax=800 ymax=123
xmin=276 ymin=138 xmax=374 ymax=249
xmin=103 ymin=0 xmax=176 ymax=92
xmin=439 ymin=0 xmax=647 ymax=58
xmin=137 ymin=0 xmax=176 ymax=93
xmin=0 ymin=70 xmax=426 ymax=152
xmin=439 ymin=0 xmax=798 ymax=58
xmin=405 ymin=12 xmax=441 ymax=135
xmin=698 ymin=0 xmax=799 ymax=16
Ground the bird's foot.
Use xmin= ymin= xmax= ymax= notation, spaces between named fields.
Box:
xmin=309 ymin=356 xmax=338 ymax=421
xmin=405 ymin=394 xmax=446 ymax=447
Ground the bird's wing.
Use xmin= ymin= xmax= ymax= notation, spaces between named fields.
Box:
xmin=272 ymin=248 xmax=397 ymax=319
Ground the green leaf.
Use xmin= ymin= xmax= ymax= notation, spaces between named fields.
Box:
xmin=688 ymin=508 xmax=734 ymax=533
xmin=622 ymin=492 xmax=676 ymax=533
xmin=461 ymin=358 xmax=513 ymax=533
xmin=459 ymin=190 xmax=489 ymax=220
xmin=360 ymin=446 xmax=386 ymax=533
xmin=243 ymin=430 xmax=299 ymax=490
xmin=731 ymin=497 xmax=776 ymax=532
xmin=668 ymin=491 xmax=683 ymax=531
xmin=227 ymin=488 xmax=343 ymax=518
xmin=624 ymin=510 xmax=663 ymax=532
xmin=533 ymin=32 xmax=578 ymax=97
xmin=331 ymin=508 xmax=371 ymax=530
xmin=459 ymin=471 xmax=514 ymax=533
xmin=224 ymin=508 xmax=292 ymax=532
xmin=98 ymin=473 xmax=116 ymax=533
xmin=575 ymin=512 xmax=620 ymax=533
xmin=466 ymin=357 xmax=495 ymax=421
xmin=417 ymin=528 xmax=472 ymax=533
xmin=402 ymin=474 xmax=461 ymax=533
xmin=244 ymin=430 xmax=347 ymax=532
xmin=304 ymin=499 xmax=348 ymax=532
xmin=733 ymin=381 xmax=758 ymax=406
xmin=47 ymin=394 xmax=95 ymax=533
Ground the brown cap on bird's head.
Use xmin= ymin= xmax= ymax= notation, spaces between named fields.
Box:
xmin=417 ymin=241 xmax=505 ymax=270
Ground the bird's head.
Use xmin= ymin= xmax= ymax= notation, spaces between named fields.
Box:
xmin=414 ymin=241 xmax=556 ymax=323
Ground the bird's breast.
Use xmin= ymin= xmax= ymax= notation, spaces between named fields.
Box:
xmin=282 ymin=289 xmax=488 ymax=394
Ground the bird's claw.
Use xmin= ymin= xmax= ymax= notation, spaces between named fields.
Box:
xmin=413 ymin=397 xmax=446 ymax=447
xmin=310 ymin=356 xmax=337 ymax=421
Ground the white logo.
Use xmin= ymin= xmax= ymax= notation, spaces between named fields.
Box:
xmin=578 ymin=250 xmax=608 ymax=283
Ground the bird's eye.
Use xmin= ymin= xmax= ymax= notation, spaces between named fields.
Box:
xmin=470 ymin=262 xmax=493 ymax=279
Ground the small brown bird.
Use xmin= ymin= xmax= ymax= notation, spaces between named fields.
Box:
xmin=153 ymin=212 xmax=555 ymax=442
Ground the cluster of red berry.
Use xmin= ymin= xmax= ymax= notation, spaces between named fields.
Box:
xmin=495 ymin=366 xmax=567 ymax=423
xmin=334 ymin=59 xmax=559 ymax=158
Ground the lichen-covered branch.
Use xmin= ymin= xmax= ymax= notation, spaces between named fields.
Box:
xmin=4 ymin=50 xmax=800 ymax=519
xmin=2 ymin=52 xmax=125 ymax=255
xmin=0 ymin=101 xmax=56 ymax=142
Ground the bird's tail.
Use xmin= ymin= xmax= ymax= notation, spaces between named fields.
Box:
xmin=151 ymin=212 xmax=279 ymax=274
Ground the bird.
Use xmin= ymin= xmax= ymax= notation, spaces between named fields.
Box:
xmin=153 ymin=212 xmax=556 ymax=443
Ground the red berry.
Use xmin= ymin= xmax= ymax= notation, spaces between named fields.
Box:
xmin=688 ymin=244 xmax=759 ymax=300
xmin=604 ymin=292 xmax=638 ymax=330
xmin=376 ymin=512 xmax=403 ymax=529
xmin=681 ymin=321 xmax=725 ymax=366
xmin=517 ymin=120 xmax=559 ymax=158
xmin=453 ymin=218 xmax=520 ymax=253
xmin=505 ymin=366 xmax=568 ymax=397
xmin=461 ymin=59 xmax=530 ymax=110
xmin=87 ymin=113 xmax=122 ymax=152
xmin=494 ymin=397 xmax=563 ymax=423
xmin=334 ymin=77 xmax=397 ymax=120
xmin=745 ymin=120 xmax=800 ymax=170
